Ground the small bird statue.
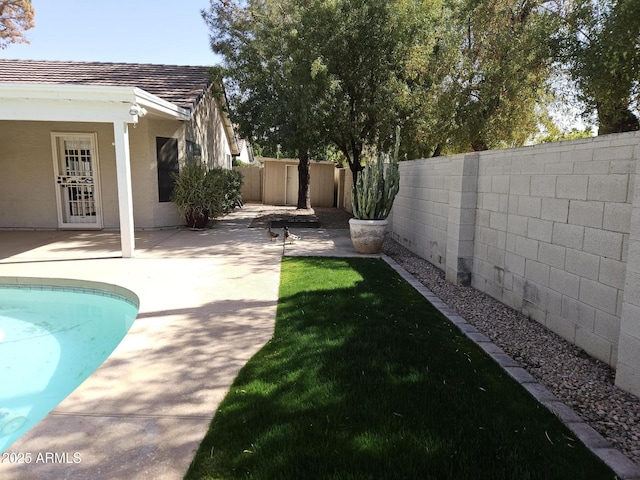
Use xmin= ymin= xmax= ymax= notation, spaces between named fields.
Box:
xmin=266 ymin=224 xmax=279 ymax=241
xmin=284 ymin=226 xmax=301 ymax=244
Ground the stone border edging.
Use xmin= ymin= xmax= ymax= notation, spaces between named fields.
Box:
xmin=381 ymin=254 xmax=640 ymax=480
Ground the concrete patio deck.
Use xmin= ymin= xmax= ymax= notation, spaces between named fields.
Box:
xmin=0 ymin=205 xmax=350 ymax=480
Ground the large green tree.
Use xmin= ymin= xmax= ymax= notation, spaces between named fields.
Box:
xmin=294 ymin=0 xmax=442 ymax=181
xmin=438 ymin=0 xmax=558 ymax=152
xmin=204 ymin=0 xmax=443 ymax=195
xmin=561 ymin=0 xmax=640 ymax=134
xmin=395 ymin=0 xmax=561 ymax=156
xmin=205 ymin=0 xmax=572 ymax=176
xmin=204 ymin=1 xmax=323 ymax=208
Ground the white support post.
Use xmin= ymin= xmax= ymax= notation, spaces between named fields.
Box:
xmin=113 ymin=122 xmax=136 ymax=258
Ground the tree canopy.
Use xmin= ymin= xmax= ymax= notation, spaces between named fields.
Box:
xmin=0 ymin=0 xmax=34 ymax=49
xmin=204 ymin=0 xmax=331 ymax=207
xmin=204 ymin=0 xmax=640 ymax=174
xmin=560 ymin=0 xmax=640 ymax=134
xmin=204 ymin=0 xmax=443 ymax=185
xmin=445 ymin=0 xmax=559 ymax=152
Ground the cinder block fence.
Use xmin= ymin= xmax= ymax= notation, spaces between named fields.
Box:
xmin=389 ymin=131 xmax=640 ymax=398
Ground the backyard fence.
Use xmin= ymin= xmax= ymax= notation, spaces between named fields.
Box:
xmin=387 ymin=131 xmax=640 ymax=398
xmin=233 ymin=166 xmax=263 ymax=203
xmin=236 ymin=161 xmax=337 ymax=207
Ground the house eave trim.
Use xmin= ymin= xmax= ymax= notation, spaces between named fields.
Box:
xmin=133 ymin=87 xmax=191 ymax=120
xmin=214 ymin=85 xmax=240 ymax=156
xmin=0 ymin=83 xmax=191 ymax=122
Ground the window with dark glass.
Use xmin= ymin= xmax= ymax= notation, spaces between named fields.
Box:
xmin=156 ymin=137 xmax=179 ymax=202
xmin=186 ymin=140 xmax=202 ymax=165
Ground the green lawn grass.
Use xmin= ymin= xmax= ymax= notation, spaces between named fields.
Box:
xmin=185 ymin=257 xmax=615 ymax=480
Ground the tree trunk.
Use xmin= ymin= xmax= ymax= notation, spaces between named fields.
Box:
xmin=348 ymin=145 xmax=364 ymax=215
xmin=297 ymin=151 xmax=311 ymax=209
xmin=349 ymin=149 xmax=363 ymax=187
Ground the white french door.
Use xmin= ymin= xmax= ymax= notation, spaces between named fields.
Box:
xmin=51 ymin=133 xmax=103 ymax=229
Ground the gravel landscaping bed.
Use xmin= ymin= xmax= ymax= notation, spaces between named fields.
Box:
xmin=382 ymin=236 xmax=640 ymax=466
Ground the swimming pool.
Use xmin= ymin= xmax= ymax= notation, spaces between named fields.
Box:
xmin=0 ymin=279 xmax=139 ymax=453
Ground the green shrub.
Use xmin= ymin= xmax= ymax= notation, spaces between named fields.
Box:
xmin=207 ymin=168 xmax=244 ymax=214
xmin=222 ymin=168 xmax=243 ymax=213
xmin=171 ymin=165 xmax=244 ymax=226
xmin=171 ymin=163 xmax=221 ymax=219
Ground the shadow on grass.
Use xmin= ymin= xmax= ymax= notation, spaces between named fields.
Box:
xmin=185 ymin=257 xmax=616 ymax=480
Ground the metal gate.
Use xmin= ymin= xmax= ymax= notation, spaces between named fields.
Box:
xmin=52 ymin=133 xmax=102 ymax=228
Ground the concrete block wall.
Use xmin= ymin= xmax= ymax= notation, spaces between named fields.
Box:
xmin=618 ymin=157 xmax=640 ymax=396
xmin=445 ymin=154 xmax=479 ymax=286
xmin=389 ymin=131 xmax=640 ymax=398
xmin=472 ymin=134 xmax=637 ymax=368
xmin=391 ymin=156 xmax=454 ymax=270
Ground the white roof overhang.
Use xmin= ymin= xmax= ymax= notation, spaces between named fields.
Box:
xmin=0 ymin=83 xmax=191 ymax=123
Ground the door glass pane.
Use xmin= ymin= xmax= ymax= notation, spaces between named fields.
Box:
xmin=58 ymin=138 xmax=97 ymax=224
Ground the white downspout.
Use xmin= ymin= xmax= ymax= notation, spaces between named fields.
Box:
xmin=113 ymin=122 xmax=135 ymax=258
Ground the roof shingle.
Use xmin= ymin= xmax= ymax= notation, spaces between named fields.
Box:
xmin=0 ymin=59 xmax=213 ymax=110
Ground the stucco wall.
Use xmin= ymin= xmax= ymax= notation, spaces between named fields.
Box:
xmin=387 ymin=131 xmax=640 ymax=397
xmin=144 ymin=119 xmax=183 ymax=229
xmin=186 ymin=87 xmax=233 ymax=169
xmin=0 ymin=119 xmax=185 ymax=230
xmin=0 ymin=121 xmax=117 ymax=229
xmin=0 ymin=121 xmax=56 ymax=228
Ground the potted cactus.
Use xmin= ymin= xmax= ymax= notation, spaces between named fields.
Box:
xmin=349 ymin=126 xmax=401 ymax=254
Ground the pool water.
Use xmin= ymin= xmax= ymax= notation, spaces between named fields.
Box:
xmin=0 ymin=283 xmax=139 ymax=453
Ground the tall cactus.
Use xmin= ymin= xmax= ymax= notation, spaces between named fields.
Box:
xmin=352 ymin=126 xmax=401 ymax=220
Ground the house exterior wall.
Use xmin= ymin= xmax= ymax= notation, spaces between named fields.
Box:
xmin=0 ymin=120 xmax=117 ymax=229
xmin=142 ymin=119 xmax=186 ymax=229
xmin=186 ymin=87 xmax=234 ymax=169
xmin=382 ymin=131 xmax=640 ymax=397
xmin=237 ymin=142 xmax=255 ymax=165
xmin=0 ymin=118 xmax=190 ymax=230
xmin=0 ymin=120 xmax=58 ymax=228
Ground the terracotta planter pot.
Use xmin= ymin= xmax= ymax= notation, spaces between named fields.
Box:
xmin=349 ymin=218 xmax=388 ymax=254
xmin=185 ymin=210 xmax=209 ymax=230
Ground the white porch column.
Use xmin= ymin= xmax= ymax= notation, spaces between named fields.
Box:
xmin=113 ymin=122 xmax=136 ymax=258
